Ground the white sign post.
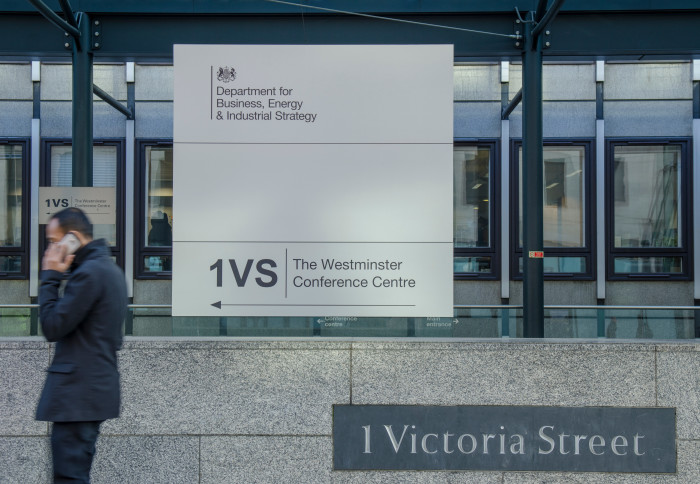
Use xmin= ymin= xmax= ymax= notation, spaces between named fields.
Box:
xmin=173 ymin=44 xmax=453 ymax=317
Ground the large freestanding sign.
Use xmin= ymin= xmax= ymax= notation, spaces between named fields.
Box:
xmin=173 ymin=45 xmax=453 ymax=317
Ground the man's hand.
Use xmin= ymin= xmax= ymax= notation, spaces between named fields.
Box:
xmin=42 ymin=243 xmax=75 ymax=273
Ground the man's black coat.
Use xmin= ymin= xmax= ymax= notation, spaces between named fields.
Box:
xmin=36 ymin=239 xmax=127 ymax=422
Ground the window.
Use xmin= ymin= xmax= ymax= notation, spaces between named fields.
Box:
xmin=513 ymin=141 xmax=594 ymax=279
xmin=0 ymin=140 xmax=28 ymax=278
xmin=453 ymin=142 xmax=498 ymax=278
xmin=136 ymin=141 xmax=173 ymax=277
xmin=42 ymin=139 xmax=124 ymax=266
xmin=607 ymin=140 xmax=690 ymax=279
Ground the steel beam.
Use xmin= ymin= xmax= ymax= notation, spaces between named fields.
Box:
xmin=521 ymin=18 xmax=545 ymax=338
xmin=93 ymin=84 xmax=133 ymax=119
xmin=57 ymin=0 xmax=78 ymax=30
xmin=532 ymin=0 xmax=565 ymax=38
xmin=5 ymin=12 xmax=700 ymax=59
xmin=25 ymin=0 xmax=80 ymax=38
xmin=501 ymin=88 xmax=522 ymax=120
xmin=71 ymin=12 xmax=93 ymax=187
xmin=535 ymin=0 xmax=549 ymax=22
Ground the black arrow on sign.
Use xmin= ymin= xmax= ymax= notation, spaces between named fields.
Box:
xmin=211 ymin=301 xmax=414 ymax=308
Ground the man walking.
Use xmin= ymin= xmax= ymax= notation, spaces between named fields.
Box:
xmin=36 ymin=207 xmax=127 ymax=483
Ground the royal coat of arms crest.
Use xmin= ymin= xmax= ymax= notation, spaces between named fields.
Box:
xmin=216 ymin=66 xmax=236 ymax=83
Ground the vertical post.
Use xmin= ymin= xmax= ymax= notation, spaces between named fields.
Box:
xmin=124 ymin=307 xmax=133 ymax=336
xmin=596 ymin=307 xmax=606 ymax=338
xmin=501 ymin=306 xmax=510 ymax=337
xmin=500 ymin=118 xmax=510 ymax=300
xmin=596 ymin=61 xmax=606 ymax=300
xmin=521 ymin=20 xmax=545 ymax=338
xmin=30 ymin=306 xmax=39 ymax=336
xmin=500 ymin=61 xmax=511 ymax=301
xmin=72 ymin=13 xmax=93 ymax=187
xmin=30 ymin=60 xmax=41 ymax=298
xmin=692 ymin=61 xmax=700 ymax=337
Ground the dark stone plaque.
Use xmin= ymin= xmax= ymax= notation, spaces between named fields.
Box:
xmin=333 ymin=405 xmax=676 ymax=473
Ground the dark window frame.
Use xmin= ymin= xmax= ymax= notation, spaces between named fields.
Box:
xmin=41 ymin=138 xmax=126 ymax=268
xmin=0 ymin=138 xmax=30 ymax=279
xmin=606 ymin=138 xmax=692 ymax=281
xmin=510 ymin=138 xmax=596 ymax=281
xmin=135 ymin=139 xmax=173 ymax=279
xmin=453 ymin=139 xmax=500 ymax=281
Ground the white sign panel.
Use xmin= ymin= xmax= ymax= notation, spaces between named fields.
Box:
xmin=38 ymin=187 xmax=116 ymax=224
xmin=173 ymin=44 xmax=453 ymax=317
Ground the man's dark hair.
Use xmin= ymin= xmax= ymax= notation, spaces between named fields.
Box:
xmin=51 ymin=207 xmax=93 ymax=238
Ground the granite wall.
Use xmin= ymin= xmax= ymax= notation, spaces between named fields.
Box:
xmin=1 ymin=338 xmax=698 ymax=483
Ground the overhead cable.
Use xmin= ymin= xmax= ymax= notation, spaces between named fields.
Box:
xmin=261 ymin=0 xmax=520 ymax=39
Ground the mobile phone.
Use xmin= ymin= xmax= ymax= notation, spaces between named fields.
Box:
xmin=58 ymin=233 xmax=81 ymax=255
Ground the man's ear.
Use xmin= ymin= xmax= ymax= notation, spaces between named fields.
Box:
xmin=71 ymin=231 xmax=90 ymax=247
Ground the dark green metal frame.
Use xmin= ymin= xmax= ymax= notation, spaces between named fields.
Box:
xmin=5 ymin=1 xmax=700 ymax=14
xmin=11 ymin=0 xmax=700 ymax=337
xmin=26 ymin=0 xmax=133 ymax=188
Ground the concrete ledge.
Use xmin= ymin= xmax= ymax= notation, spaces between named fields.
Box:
xmin=349 ymin=339 xmax=665 ymax=351
xmin=0 ymin=338 xmax=48 ymax=349
xmin=121 ymin=337 xmax=353 ymax=350
xmin=2 ymin=339 xmax=697 ymax=482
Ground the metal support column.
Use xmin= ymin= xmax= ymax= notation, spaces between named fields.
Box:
xmin=29 ymin=1 xmax=131 ymax=190
xmin=125 ymin=62 xmax=136 ymax=298
xmin=693 ymin=61 xmax=700 ymax=301
xmin=30 ymin=61 xmax=41 ymax=299
xmin=692 ymin=61 xmax=700 ymax=337
xmin=501 ymin=118 xmax=511 ymax=300
xmin=71 ymin=12 xmax=93 ymax=187
xmin=521 ymin=20 xmax=545 ymax=338
xmin=596 ymin=60 xmax=606 ymax=300
xmin=500 ymin=61 xmax=511 ymax=301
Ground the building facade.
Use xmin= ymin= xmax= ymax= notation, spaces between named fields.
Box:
xmin=1 ymin=60 xmax=699 ymax=332
xmin=1 ymin=2 xmax=699 ymax=482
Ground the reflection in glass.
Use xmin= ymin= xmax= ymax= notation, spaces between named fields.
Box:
xmin=144 ymin=255 xmax=172 ymax=272
xmin=454 ymin=146 xmax=490 ymax=248
xmin=0 ymin=307 xmax=31 ymax=337
xmin=454 ymin=256 xmax=491 ymax=273
xmin=50 ymin=145 xmax=117 ymax=245
xmin=0 ymin=145 xmax=22 ymax=247
xmin=613 ymin=145 xmax=681 ymax=248
xmin=613 ymin=257 xmax=682 ymax=274
xmin=518 ymin=256 xmax=586 ymax=273
xmin=519 ymin=146 xmax=585 ymax=248
xmin=603 ymin=309 xmax=694 ymax=339
xmin=145 ymin=147 xmax=173 ymax=247
xmin=0 ymin=255 xmax=21 ymax=273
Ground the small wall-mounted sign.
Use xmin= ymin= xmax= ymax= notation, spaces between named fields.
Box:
xmin=529 ymin=251 xmax=545 ymax=258
xmin=38 ymin=187 xmax=116 ymax=225
xmin=333 ymin=405 xmax=676 ymax=473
